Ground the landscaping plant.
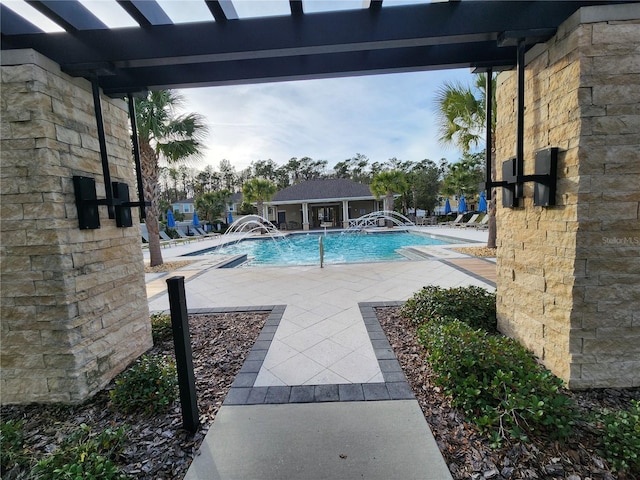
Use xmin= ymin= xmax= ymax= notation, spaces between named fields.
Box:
xmin=417 ymin=318 xmax=575 ymax=445
xmin=401 ymin=285 xmax=496 ymax=331
xmin=110 ymin=354 xmax=178 ymax=415
xmin=150 ymin=312 xmax=173 ymax=344
xmin=1 ymin=419 xmax=30 ymax=476
xmin=33 ymin=424 xmax=128 ymax=480
xmin=595 ymin=399 xmax=640 ymax=473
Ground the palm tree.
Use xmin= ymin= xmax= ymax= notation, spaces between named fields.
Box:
xmin=435 ymin=73 xmax=497 ymax=248
xmin=135 ymin=90 xmax=208 ymax=266
xmin=194 ymin=190 xmax=231 ymax=226
xmin=370 ymin=170 xmax=408 ymax=214
xmin=242 ymin=178 xmax=277 ymax=219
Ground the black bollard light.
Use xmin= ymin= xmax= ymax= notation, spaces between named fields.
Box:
xmin=166 ymin=276 xmax=199 ymax=433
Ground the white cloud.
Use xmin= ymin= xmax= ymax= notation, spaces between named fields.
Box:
xmin=179 ymin=69 xmax=472 ymax=172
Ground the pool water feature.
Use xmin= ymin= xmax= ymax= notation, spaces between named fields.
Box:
xmin=204 ymin=231 xmax=457 ymax=267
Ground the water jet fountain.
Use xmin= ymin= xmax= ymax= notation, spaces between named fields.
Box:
xmin=344 ymin=210 xmax=416 ymax=233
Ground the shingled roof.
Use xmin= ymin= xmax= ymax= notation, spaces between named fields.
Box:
xmin=272 ymin=179 xmax=374 ymax=203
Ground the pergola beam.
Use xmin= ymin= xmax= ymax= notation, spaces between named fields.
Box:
xmin=116 ymin=0 xmax=173 ymax=27
xmin=2 ymin=1 xmax=624 ymax=94
xmin=27 ymin=0 xmax=108 ymax=32
xmin=205 ymin=0 xmax=238 ymax=22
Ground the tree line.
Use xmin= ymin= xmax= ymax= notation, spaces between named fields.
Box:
xmin=159 ymin=153 xmax=484 ymax=216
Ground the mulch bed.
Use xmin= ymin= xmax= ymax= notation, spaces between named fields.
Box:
xmin=376 ymin=306 xmax=640 ymax=480
xmin=1 ymin=312 xmax=267 ymax=480
xmin=3 ymin=308 xmax=639 ymax=480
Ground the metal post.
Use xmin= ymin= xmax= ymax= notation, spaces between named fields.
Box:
xmin=91 ymin=77 xmax=115 ymax=219
xmin=127 ymin=94 xmax=147 ymax=219
xmin=166 ymin=276 xmax=199 ymax=433
xmin=516 ymin=39 xmax=526 ymax=178
xmin=485 ymin=68 xmax=493 ymax=200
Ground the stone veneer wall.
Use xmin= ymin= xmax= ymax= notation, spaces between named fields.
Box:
xmin=1 ymin=50 xmax=152 ymax=404
xmin=495 ymin=4 xmax=639 ymax=389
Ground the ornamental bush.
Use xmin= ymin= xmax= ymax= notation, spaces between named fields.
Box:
xmin=110 ymin=354 xmax=178 ymax=415
xmin=33 ymin=424 xmax=128 ymax=480
xmin=1 ymin=419 xmax=30 ymax=475
xmin=150 ymin=312 xmax=173 ymax=344
xmin=401 ymin=285 xmax=496 ymax=331
xmin=596 ymin=399 xmax=640 ymax=473
xmin=417 ymin=319 xmax=574 ymax=444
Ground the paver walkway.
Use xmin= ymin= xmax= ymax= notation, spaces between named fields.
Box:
xmin=145 ymin=227 xmax=494 ymax=479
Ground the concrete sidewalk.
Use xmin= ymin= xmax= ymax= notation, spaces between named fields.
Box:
xmin=146 ymin=228 xmax=493 ymax=479
xmin=185 ymin=401 xmax=450 ymax=480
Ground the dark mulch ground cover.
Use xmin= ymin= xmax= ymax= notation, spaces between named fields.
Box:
xmin=3 ymin=308 xmax=638 ymax=480
xmin=376 ymin=306 xmax=640 ymax=480
xmin=1 ymin=312 xmax=266 ymax=480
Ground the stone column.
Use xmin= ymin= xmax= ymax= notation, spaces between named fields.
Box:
xmin=494 ymin=4 xmax=639 ymax=389
xmin=302 ymin=202 xmax=310 ymax=230
xmin=342 ymin=200 xmax=350 ymax=229
xmin=1 ymin=50 xmax=152 ymax=404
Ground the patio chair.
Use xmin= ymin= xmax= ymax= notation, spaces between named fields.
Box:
xmin=471 ymin=215 xmax=490 ymax=229
xmin=439 ymin=214 xmax=464 ymax=226
xmin=175 ymin=228 xmax=199 ymax=242
xmin=455 ymin=213 xmax=479 ymax=227
xmin=139 ymin=224 xmax=150 ymax=242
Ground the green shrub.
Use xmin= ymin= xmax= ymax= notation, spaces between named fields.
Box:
xmin=418 ymin=319 xmax=574 ymax=444
xmin=401 ymin=285 xmax=496 ymax=331
xmin=110 ymin=354 xmax=178 ymax=415
xmin=596 ymin=399 xmax=640 ymax=473
xmin=33 ymin=424 xmax=128 ymax=480
xmin=1 ymin=419 xmax=30 ymax=475
xmin=150 ymin=313 xmax=173 ymax=344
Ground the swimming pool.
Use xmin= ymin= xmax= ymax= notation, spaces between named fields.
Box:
xmin=202 ymin=231 xmax=459 ymax=267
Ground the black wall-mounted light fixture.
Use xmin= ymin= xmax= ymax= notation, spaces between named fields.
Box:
xmin=73 ymin=176 xmax=100 ymax=229
xmin=495 ymin=147 xmax=559 ymax=208
xmin=72 ymin=78 xmax=149 ymax=230
xmin=113 ymin=181 xmax=133 ymax=227
xmin=532 ymin=148 xmax=558 ymax=207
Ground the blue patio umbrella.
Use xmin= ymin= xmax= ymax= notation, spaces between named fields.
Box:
xmin=458 ymin=195 xmax=467 ymax=213
xmin=227 ymin=211 xmax=233 ymax=224
xmin=444 ymin=198 xmax=452 ymax=214
xmin=478 ymin=191 xmax=487 ymax=213
xmin=192 ymin=211 xmax=200 ymax=227
xmin=166 ymin=209 xmax=175 ymax=228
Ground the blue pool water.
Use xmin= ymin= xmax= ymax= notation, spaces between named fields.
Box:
xmin=204 ymin=231 xmax=455 ymax=267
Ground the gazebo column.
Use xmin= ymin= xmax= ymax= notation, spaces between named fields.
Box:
xmin=0 ymin=50 xmax=152 ymax=404
xmin=495 ymin=4 xmax=639 ymax=389
xmin=302 ymin=202 xmax=310 ymax=230
xmin=342 ymin=200 xmax=350 ymax=229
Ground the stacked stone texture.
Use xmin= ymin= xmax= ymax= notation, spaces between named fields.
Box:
xmin=1 ymin=50 xmax=152 ymax=404
xmin=495 ymin=5 xmax=639 ymax=389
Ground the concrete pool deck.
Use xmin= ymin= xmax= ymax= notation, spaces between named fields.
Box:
xmin=145 ymin=226 xmax=493 ymax=479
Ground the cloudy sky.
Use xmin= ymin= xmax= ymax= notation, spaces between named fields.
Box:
xmin=178 ymin=68 xmax=472 ymax=172
xmin=5 ymin=0 xmax=475 ymax=172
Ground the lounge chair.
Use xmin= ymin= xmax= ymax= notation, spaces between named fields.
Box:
xmin=439 ymin=214 xmax=464 ymax=226
xmin=159 ymin=231 xmax=180 ymax=247
xmin=176 ymin=228 xmax=197 ymax=239
xmin=141 ymin=224 xmax=178 ymax=247
xmin=140 ymin=224 xmax=150 ymax=242
xmin=470 ymin=215 xmax=489 ymax=229
xmin=159 ymin=231 xmax=173 ymax=241
xmin=455 ymin=213 xmax=479 ymax=227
